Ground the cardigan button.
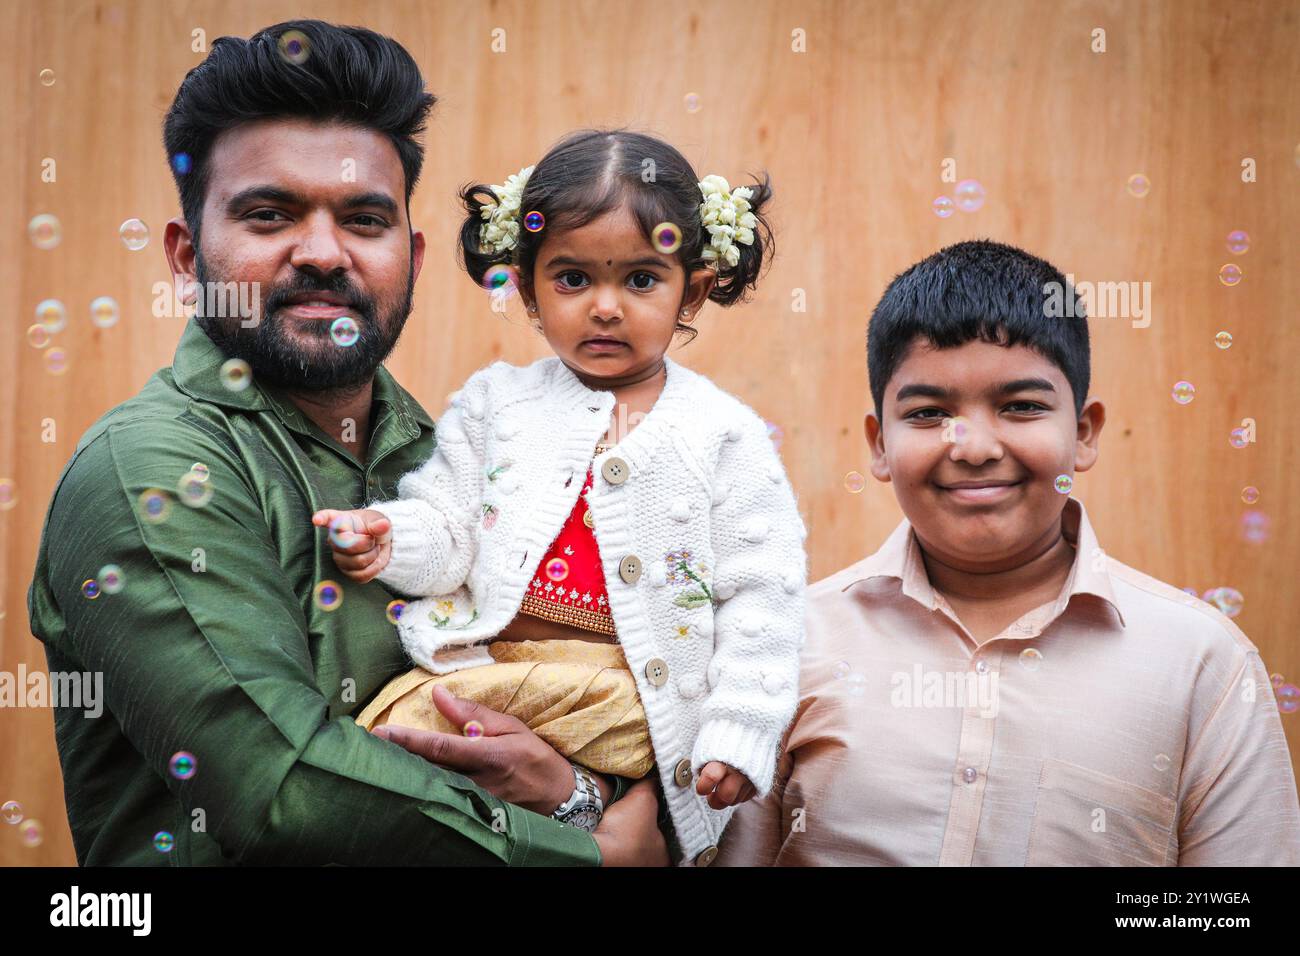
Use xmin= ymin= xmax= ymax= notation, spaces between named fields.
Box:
xmin=618 ymin=555 xmax=643 ymax=584
xmin=644 ymin=657 xmax=669 ymax=687
xmin=601 ymin=457 xmax=630 ymax=485
xmin=695 ymin=845 xmax=719 ymax=867
xmin=673 ymin=758 xmax=693 ymax=787
xmin=583 ymin=509 xmax=595 ymax=529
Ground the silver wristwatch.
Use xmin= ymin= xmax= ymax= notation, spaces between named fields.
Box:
xmin=552 ymin=762 xmax=604 ymax=833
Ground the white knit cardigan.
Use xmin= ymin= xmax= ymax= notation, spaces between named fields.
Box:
xmin=368 ymin=354 xmax=807 ymax=864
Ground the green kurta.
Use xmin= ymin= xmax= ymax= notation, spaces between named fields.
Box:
xmin=27 ymin=320 xmax=608 ymax=866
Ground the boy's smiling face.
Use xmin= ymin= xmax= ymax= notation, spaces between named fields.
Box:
xmin=865 ymin=337 xmax=1105 ymax=571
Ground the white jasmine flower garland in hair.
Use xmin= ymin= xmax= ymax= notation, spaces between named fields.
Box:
xmin=698 ymin=174 xmax=757 ymax=269
xmin=478 ymin=165 xmax=534 ymax=256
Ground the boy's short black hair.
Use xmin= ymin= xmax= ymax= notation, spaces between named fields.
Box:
xmin=867 ymin=239 xmax=1090 ymax=418
xmin=162 ymin=19 xmax=437 ymax=249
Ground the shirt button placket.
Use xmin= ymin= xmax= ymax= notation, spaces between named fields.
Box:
xmin=937 ymin=645 xmax=1003 ymax=865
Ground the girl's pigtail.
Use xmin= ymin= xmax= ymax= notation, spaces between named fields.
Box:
xmin=707 ymin=171 xmax=775 ymax=307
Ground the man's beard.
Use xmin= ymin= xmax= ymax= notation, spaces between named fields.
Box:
xmin=192 ymin=248 xmax=413 ymax=392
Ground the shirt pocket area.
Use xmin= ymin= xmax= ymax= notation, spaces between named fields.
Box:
xmin=1025 ymin=757 xmax=1176 ymax=866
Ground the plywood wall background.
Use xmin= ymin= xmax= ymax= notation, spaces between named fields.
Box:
xmin=2 ymin=0 xmax=1297 ymax=865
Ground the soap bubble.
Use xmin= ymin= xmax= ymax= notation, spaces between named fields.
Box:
xmin=98 ymin=565 xmax=124 ymax=594
xmin=119 ymin=218 xmax=150 ymax=251
xmin=329 ymin=315 xmax=359 ymax=347
xmin=385 ymin=600 xmax=406 ymax=625
xmin=39 ymin=68 xmax=55 ymax=87
xmin=1054 ymin=475 xmax=1073 ymax=494
xmin=953 ymin=179 xmax=986 ymax=213
xmin=277 ymin=29 xmax=311 ymax=65
xmin=36 ymin=298 xmax=67 ymax=333
xmin=169 ymin=751 xmax=197 ymax=780
xmin=220 ymin=357 xmax=252 ymax=392
xmin=463 ymin=720 xmax=485 ymax=738
xmin=1019 ymin=648 xmax=1043 ymax=671
xmin=43 ymin=347 xmax=69 ymax=375
xmin=1126 ymin=173 xmax=1151 ymax=198
xmin=153 ymin=830 xmax=174 ymax=852
xmin=1214 ymin=331 xmax=1232 ymax=349
xmin=137 ymin=488 xmax=171 ymax=524
xmin=313 ymin=580 xmax=343 ymax=612
xmin=524 ymin=210 xmax=545 ymax=232
xmin=19 ymin=820 xmax=43 ymax=848
xmin=28 ymin=213 xmax=61 ymax=249
xmin=1171 ymin=381 xmax=1195 ymax=404
xmin=1218 ymin=263 xmax=1243 ymax=287
xmin=683 ymin=92 xmax=701 ymax=113
xmin=653 ymin=222 xmax=682 ymax=254
xmin=932 ymin=196 xmax=954 ymax=219
xmin=1226 ymin=230 xmax=1249 ymax=254
xmin=90 ymin=296 xmax=120 ymax=329
xmin=1229 ymin=427 xmax=1249 ymax=449
xmin=1202 ymin=586 xmax=1244 ymax=618
xmin=1 ymin=801 xmax=22 ymax=825
xmin=844 ymin=471 xmax=865 ymax=493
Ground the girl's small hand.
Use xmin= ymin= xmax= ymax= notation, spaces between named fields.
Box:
xmin=696 ymin=761 xmax=757 ymax=810
xmin=311 ymin=508 xmax=393 ymax=583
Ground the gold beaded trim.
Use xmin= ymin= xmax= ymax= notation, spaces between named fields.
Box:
xmin=518 ymin=592 xmax=617 ymax=636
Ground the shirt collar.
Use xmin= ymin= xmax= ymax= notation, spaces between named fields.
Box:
xmin=170 ymin=319 xmax=434 ymax=432
xmin=841 ymin=496 xmax=1125 ymax=628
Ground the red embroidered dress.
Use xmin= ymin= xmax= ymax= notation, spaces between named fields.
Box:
xmin=517 ymin=442 xmax=616 ymax=636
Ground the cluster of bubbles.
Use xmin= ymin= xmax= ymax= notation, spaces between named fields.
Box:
xmin=831 ymin=661 xmax=867 ymax=695
xmin=26 ymin=204 xmax=135 ymax=382
xmin=1272 ymin=674 xmax=1298 ymax=715
xmin=1219 ymin=228 xmax=1248 ymax=288
xmin=932 ymin=179 xmax=986 ymax=218
xmin=80 ymin=564 xmax=125 ymax=601
xmin=130 ymin=464 xmax=214 ymax=529
xmin=1201 ymin=586 xmax=1244 ymax=618
xmin=4 ymin=802 xmax=42 ymax=848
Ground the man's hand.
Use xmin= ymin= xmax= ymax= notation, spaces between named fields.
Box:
xmin=311 ymin=508 xmax=392 ymax=583
xmin=696 ymin=761 xmax=756 ymax=810
xmin=370 ymin=685 xmax=583 ymax=816
xmin=593 ymin=777 xmax=669 ymax=867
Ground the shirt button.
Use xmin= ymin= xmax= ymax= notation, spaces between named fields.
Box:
xmin=975 ymin=659 xmax=989 ymax=675
xmin=618 ymin=555 xmax=642 ymax=584
xmin=962 ymin=767 xmax=978 ymax=784
xmin=583 ymin=509 xmax=595 ymax=529
xmin=644 ymin=657 xmax=669 ymax=687
xmin=673 ymin=758 xmax=693 ymax=787
xmin=695 ymin=845 xmax=719 ymax=867
xmin=601 ymin=457 xmax=630 ymax=485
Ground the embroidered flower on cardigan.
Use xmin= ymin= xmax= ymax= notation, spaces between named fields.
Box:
xmin=428 ymin=605 xmax=480 ymax=629
xmin=486 ymin=464 xmax=510 ymax=483
xmin=481 ymin=503 xmax=498 ymax=530
xmin=664 ymin=549 xmax=715 ymax=609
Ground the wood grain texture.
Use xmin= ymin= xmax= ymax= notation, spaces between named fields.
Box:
xmin=2 ymin=0 xmax=1296 ymax=865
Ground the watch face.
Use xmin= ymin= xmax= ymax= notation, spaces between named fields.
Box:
xmin=562 ymin=807 xmax=602 ymax=833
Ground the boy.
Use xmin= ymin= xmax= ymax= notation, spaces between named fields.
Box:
xmin=716 ymin=239 xmax=1300 ymax=865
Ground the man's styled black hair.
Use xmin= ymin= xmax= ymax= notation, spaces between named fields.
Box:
xmin=867 ymin=239 xmax=1091 ymax=418
xmin=162 ymin=19 xmax=437 ymax=247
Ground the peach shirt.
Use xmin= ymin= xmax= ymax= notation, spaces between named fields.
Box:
xmin=716 ymin=498 xmax=1300 ymax=866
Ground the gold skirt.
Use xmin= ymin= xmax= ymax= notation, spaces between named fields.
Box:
xmin=355 ymin=639 xmax=655 ymax=779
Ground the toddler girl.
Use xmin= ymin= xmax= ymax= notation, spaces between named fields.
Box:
xmin=312 ymin=129 xmax=807 ymax=866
